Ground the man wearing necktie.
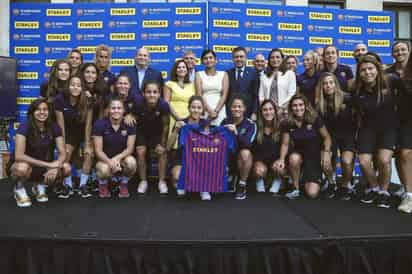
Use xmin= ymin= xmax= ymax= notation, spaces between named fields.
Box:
xmin=120 ymin=47 xmax=164 ymax=96
xmin=226 ymin=47 xmax=258 ymax=120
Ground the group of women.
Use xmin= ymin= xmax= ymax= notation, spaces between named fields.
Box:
xmin=8 ymin=42 xmax=412 ymax=214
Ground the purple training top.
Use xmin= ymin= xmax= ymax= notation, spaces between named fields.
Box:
xmin=92 ymin=118 xmax=136 ymax=158
xmin=16 ymin=121 xmax=62 ymax=162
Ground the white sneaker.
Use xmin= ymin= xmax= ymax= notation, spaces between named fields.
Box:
xmin=32 ymin=184 xmax=48 ymax=202
xmin=256 ymin=180 xmax=266 ymax=193
xmin=14 ymin=187 xmax=32 ymax=208
xmin=200 ymin=192 xmax=211 ymax=201
xmin=285 ymin=189 xmax=300 ymax=200
xmin=398 ymin=194 xmax=412 ymax=213
xmin=269 ymin=179 xmax=281 ymax=194
xmin=158 ymin=181 xmax=168 ymax=194
xmin=177 ymin=189 xmax=186 ymax=196
xmin=137 ymin=181 xmax=148 ymax=194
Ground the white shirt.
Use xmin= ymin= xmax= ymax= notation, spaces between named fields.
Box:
xmin=258 ymin=70 xmax=296 ymax=108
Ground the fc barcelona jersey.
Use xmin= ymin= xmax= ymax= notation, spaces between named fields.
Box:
xmin=177 ymin=125 xmax=235 ymax=193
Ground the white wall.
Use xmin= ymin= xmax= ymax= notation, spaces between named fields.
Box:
xmin=346 ymin=0 xmax=383 ymax=11
xmin=285 ymin=0 xmax=308 ymax=6
xmin=0 ymin=0 xmax=10 ymax=56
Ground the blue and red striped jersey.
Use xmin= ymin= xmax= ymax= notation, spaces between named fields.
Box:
xmin=177 ymin=125 xmax=235 ymax=193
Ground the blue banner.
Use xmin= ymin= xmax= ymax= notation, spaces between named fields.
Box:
xmin=10 ymin=3 xmax=207 ymax=123
xmin=208 ymin=2 xmax=394 ymax=72
xmin=10 ymin=2 xmax=393 ymax=124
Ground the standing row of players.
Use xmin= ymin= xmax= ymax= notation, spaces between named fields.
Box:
xmin=8 ymin=41 xmax=412 ymax=214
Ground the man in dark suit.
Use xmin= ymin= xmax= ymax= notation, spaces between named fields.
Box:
xmin=120 ymin=47 xmax=164 ymax=96
xmin=226 ymin=47 xmax=258 ymax=120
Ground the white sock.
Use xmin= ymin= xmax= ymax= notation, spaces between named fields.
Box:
xmin=64 ymin=176 xmax=73 ymax=188
xmin=270 ymin=179 xmax=281 ymax=193
xmin=120 ymin=176 xmax=129 ymax=184
xmin=79 ymin=173 xmax=89 ymax=187
xmin=239 ymin=180 xmax=247 ymax=186
xmin=98 ymin=179 xmax=108 ymax=185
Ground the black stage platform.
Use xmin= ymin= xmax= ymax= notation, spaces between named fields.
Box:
xmin=1 ymin=181 xmax=412 ymax=274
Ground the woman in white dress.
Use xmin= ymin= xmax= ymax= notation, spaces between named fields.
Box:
xmin=195 ymin=49 xmax=229 ymax=126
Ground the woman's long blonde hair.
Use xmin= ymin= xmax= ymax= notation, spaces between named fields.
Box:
xmin=315 ymin=72 xmax=345 ymax=117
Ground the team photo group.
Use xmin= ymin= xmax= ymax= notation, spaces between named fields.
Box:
xmin=9 ymin=40 xmax=412 ymax=214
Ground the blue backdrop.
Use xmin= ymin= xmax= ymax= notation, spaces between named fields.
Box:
xmin=10 ymin=2 xmax=394 ymax=125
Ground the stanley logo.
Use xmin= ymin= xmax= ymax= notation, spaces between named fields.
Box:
xmin=246 ymin=33 xmax=271 ymax=42
xmin=339 ymin=26 xmax=362 ymax=34
xmin=246 ymin=8 xmax=271 ymax=17
xmin=280 ymin=48 xmax=302 ymax=56
xmin=143 ymin=45 xmax=168 ymax=52
xmin=278 ymin=23 xmax=303 ymax=31
xmin=14 ymin=21 xmax=39 ymax=29
xmin=17 ymin=97 xmax=38 ymax=105
xmin=110 ymin=8 xmax=136 ymax=16
xmin=213 ymin=45 xmax=237 ymax=53
xmin=176 ymin=32 xmax=201 ymax=40
xmin=46 ymin=9 xmax=71 ymax=16
xmin=78 ymin=46 xmax=97 ymax=54
xmin=175 ymin=8 xmax=201 ymax=15
xmin=46 ymin=34 xmax=71 ymax=41
xmin=213 ymin=20 xmax=239 ymax=28
xmin=309 ymin=36 xmax=333 ymax=45
xmin=339 ymin=51 xmax=354 ymax=58
xmin=17 ymin=72 xmax=38 ymax=80
xmin=142 ymin=20 xmax=168 ymax=28
xmin=368 ymin=40 xmax=390 ymax=47
xmin=45 ymin=59 xmax=56 ymax=67
xmin=309 ymin=12 xmax=333 ymax=21
xmin=110 ymin=33 xmax=135 ymax=40
xmin=77 ymin=21 xmax=103 ymax=29
xmin=14 ymin=46 xmax=39 ymax=54
xmin=368 ymin=16 xmax=390 ymax=23
xmin=111 ymin=59 xmax=135 ymax=66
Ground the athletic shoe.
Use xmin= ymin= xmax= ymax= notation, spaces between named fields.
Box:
xmin=58 ymin=185 xmax=74 ymax=199
xmin=324 ymin=183 xmax=337 ymax=199
xmin=14 ymin=187 xmax=32 ymax=208
xmin=200 ymin=192 xmax=212 ymax=201
xmin=235 ymin=185 xmax=247 ymax=200
xmin=118 ymin=183 xmax=130 ymax=198
xmin=158 ymin=181 xmax=168 ymax=194
xmin=98 ymin=184 xmax=111 ymax=198
xmin=360 ymin=191 xmax=378 ymax=204
xmin=269 ymin=179 xmax=281 ymax=194
xmin=285 ymin=189 xmax=300 ymax=200
xmin=376 ymin=193 xmax=391 ymax=208
xmin=398 ymin=195 xmax=412 ymax=213
xmin=137 ymin=181 xmax=148 ymax=194
xmin=336 ymin=187 xmax=353 ymax=201
xmin=78 ymin=185 xmax=92 ymax=198
xmin=177 ymin=189 xmax=186 ymax=197
xmin=256 ymin=180 xmax=266 ymax=193
xmin=32 ymin=184 xmax=48 ymax=203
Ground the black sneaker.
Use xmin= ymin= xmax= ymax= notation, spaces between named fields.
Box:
xmin=58 ymin=185 xmax=74 ymax=199
xmin=78 ymin=185 xmax=92 ymax=198
xmin=235 ymin=185 xmax=247 ymax=200
xmin=376 ymin=193 xmax=391 ymax=208
xmin=337 ymin=187 xmax=353 ymax=201
xmin=324 ymin=183 xmax=337 ymax=199
xmin=360 ymin=191 xmax=378 ymax=204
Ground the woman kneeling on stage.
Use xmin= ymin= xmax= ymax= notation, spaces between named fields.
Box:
xmin=93 ymin=98 xmax=137 ymax=199
xmin=221 ymin=95 xmax=257 ymax=200
xmin=252 ymin=99 xmax=288 ymax=194
xmin=282 ymin=94 xmax=333 ymax=199
xmin=10 ymin=98 xmax=71 ymax=207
